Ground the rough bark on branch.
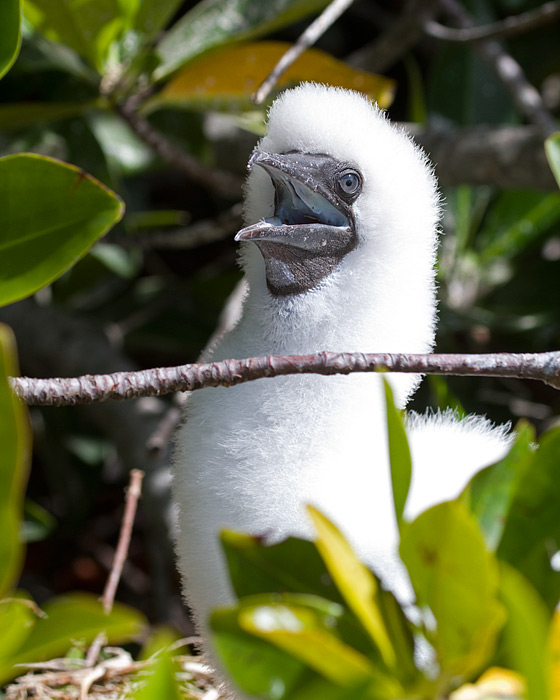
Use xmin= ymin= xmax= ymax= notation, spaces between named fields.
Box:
xmin=11 ymin=351 xmax=560 ymax=406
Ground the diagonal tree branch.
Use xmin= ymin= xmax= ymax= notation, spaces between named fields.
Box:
xmin=424 ymin=1 xmax=560 ymax=43
xmin=439 ymin=0 xmax=557 ymax=137
xmin=252 ymin=0 xmax=356 ymax=105
xmin=11 ymin=350 xmax=560 ymax=406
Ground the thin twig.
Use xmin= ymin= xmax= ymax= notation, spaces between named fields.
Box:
xmin=85 ymin=470 xmax=144 ymax=668
xmin=424 ymin=0 xmax=560 ymax=43
xmin=114 ymin=99 xmax=242 ymax=198
xmin=102 ymin=469 xmax=144 ymax=614
xmin=10 ymin=351 xmax=560 ymax=406
xmin=439 ymin=0 xmax=557 ymax=137
xmin=253 ymin=0 xmax=355 ymax=105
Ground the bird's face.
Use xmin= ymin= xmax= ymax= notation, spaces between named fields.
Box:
xmin=236 ymin=150 xmax=362 ymax=296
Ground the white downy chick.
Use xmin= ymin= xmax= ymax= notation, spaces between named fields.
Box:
xmin=172 ymin=83 xmax=511 ymax=672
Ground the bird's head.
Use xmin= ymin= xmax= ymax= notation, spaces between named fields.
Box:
xmin=239 ymin=83 xmax=440 ymax=302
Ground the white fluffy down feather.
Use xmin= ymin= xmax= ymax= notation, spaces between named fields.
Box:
xmin=172 ymin=83 xmax=512 ymax=689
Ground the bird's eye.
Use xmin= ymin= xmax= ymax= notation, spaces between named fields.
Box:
xmin=337 ymin=170 xmax=362 ymax=197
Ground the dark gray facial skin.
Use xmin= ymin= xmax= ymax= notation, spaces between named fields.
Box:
xmin=236 ymin=151 xmax=363 ymax=297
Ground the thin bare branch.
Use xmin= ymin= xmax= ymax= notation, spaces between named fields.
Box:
xmin=10 ymin=351 xmax=560 ymax=406
xmin=440 ymin=0 xmax=557 ymax=137
xmin=253 ymin=0 xmax=355 ymax=105
xmin=102 ymin=469 xmax=144 ymax=614
xmin=424 ymin=1 xmax=560 ymax=43
xmin=114 ymin=99 xmax=242 ymax=198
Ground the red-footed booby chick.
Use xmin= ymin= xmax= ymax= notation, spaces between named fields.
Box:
xmin=172 ymin=83 xmax=511 ymax=692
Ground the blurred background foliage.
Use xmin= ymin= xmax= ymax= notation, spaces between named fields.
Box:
xmin=1 ymin=0 xmax=560 ymax=696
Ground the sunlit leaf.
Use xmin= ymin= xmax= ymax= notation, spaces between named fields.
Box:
xmin=0 ymin=0 xmax=21 ymax=79
xmin=548 ymin=611 xmax=560 ymax=700
xmin=0 ymin=153 xmax=124 ymax=306
xmin=0 ymin=325 xmax=30 ymax=598
xmin=384 ymin=379 xmax=411 ymax=530
xmin=498 ymin=563 xmax=549 ymax=700
xmin=151 ymin=41 xmax=395 ymax=111
xmin=400 ymin=501 xmax=505 ymax=676
xmin=212 ymin=604 xmax=306 ymax=699
xmin=307 ymin=506 xmax=396 ymax=669
xmin=545 ymin=133 xmax=560 ymax=190
xmin=23 ymin=0 xmax=126 ymax=71
xmin=133 ymin=0 xmax=184 ymax=43
xmin=2 ymin=593 xmax=145 ymax=683
xmin=154 ymin=0 xmax=331 ymax=81
xmin=0 ymin=598 xmax=36 ymax=663
xmin=450 ymin=667 xmax=525 ymax=700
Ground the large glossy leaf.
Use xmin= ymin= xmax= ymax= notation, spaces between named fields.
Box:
xmin=154 ymin=0 xmax=330 ymax=81
xmin=1 ymin=593 xmax=145 ymax=683
xmin=546 ymin=133 xmax=560 ymax=189
xmin=400 ymin=501 xmax=505 ymax=676
xmin=0 ymin=0 xmax=21 ymax=79
xmin=464 ymin=421 xmax=534 ymax=551
xmin=307 ymin=507 xmax=396 ymax=669
xmin=23 ymin=0 xmax=127 ymax=71
xmin=150 ymin=41 xmax=395 ymax=111
xmin=0 ymin=325 xmax=30 ymax=598
xmin=383 ymin=380 xmax=411 ymax=530
xmin=0 ymin=153 xmax=124 ymax=306
xmin=228 ymin=593 xmax=401 ymax=698
xmin=497 ymin=426 xmax=560 ymax=611
xmin=498 ymin=563 xmax=549 ymax=700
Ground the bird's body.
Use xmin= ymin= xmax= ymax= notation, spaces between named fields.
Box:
xmin=172 ymin=84 xmax=511 ymax=682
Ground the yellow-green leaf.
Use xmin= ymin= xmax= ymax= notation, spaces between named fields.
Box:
xmin=0 ymin=0 xmax=21 ymax=80
xmin=307 ymin=506 xmax=396 ymax=668
xmin=545 ymin=132 xmax=560 ymax=190
xmin=150 ymin=41 xmax=395 ymax=112
xmin=0 ymin=325 xmax=30 ymax=598
xmin=384 ymin=379 xmax=411 ymax=530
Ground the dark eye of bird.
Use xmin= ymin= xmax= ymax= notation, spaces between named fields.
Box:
xmin=337 ymin=170 xmax=361 ymax=197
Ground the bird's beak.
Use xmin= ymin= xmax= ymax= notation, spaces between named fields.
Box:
xmin=235 ymin=150 xmax=354 ymax=252
xmin=235 ymin=150 xmax=358 ymax=296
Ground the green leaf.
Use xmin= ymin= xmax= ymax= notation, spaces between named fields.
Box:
xmin=154 ymin=0 xmax=330 ymax=82
xmin=400 ymin=501 xmax=505 ymax=676
xmin=0 ymin=325 xmax=30 ymax=598
xmin=0 ymin=598 xmax=36 ymax=663
xmin=133 ymin=0 xmax=184 ymax=43
xmin=498 ymin=563 xmax=549 ymax=700
xmin=497 ymin=426 xmax=560 ymax=611
xmin=0 ymin=153 xmax=124 ymax=306
xmin=150 ymin=41 xmax=395 ymax=111
xmin=464 ymin=421 xmax=535 ymax=551
xmin=383 ymin=379 xmax=411 ymax=530
xmin=221 ymin=530 xmax=344 ymax=604
xmin=235 ymin=594 xmax=399 ymax=695
xmin=478 ymin=190 xmax=560 ymax=264
xmin=0 ymin=0 xmax=21 ymax=79
xmin=133 ymin=629 xmax=182 ymax=700
xmin=307 ymin=507 xmax=396 ymax=669
xmin=545 ymin=133 xmax=560 ymax=189
xmin=212 ymin=604 xmax=310 ymax=700
xmin=1 ymin=593 xmax=145 ymax=683
xmin=23 ymin=0 xmax=127 ymax=72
